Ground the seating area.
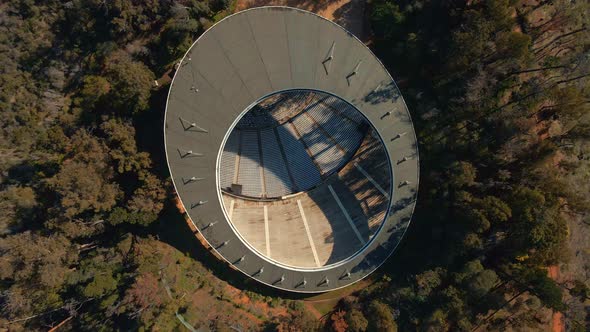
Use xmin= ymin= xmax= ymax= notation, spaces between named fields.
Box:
xmin=304 ymin=100 xmax=366 ymax=159
xmin=236 ymin=90 xmax=318 ymax=129
xmin=237 ymin=131 xmax=263 ymax=197
xmin=277 ymin=124 xmax=322 ymax=191
xmin=290 ymin=113 xmax=344 ymax=174
xmin=235 ymin=108 xmax=276 ymax=129
xmin=260 ymin=128 xmax=293 ymax=197
xmin=219 ymin=131 xmax=239 ymax=190
xmin=221 ymin=127 xmax=391 ymax=268
xmin=336 ymin=134 xmax=391 ymax=235
xmin=322 ymin=95 xmax=367 ymax=124
xmin=219 ymin=91 xmax=367 ymax=199
xmin=267 ymin=90 xmax=317 ymax=124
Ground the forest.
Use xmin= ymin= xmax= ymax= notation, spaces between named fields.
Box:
xmin=0 ymin=0 xmax=588 ymax=331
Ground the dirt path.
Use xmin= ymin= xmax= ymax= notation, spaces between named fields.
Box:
xmin=304 ymin=302 xmax=324 ymax=320
xmin=548 ymin=265 xmax=565 ymax=332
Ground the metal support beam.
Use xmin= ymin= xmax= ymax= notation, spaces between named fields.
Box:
xmin=322 ymin=42 xmax=335 ymax=75
xmin=391 ymin=132 xmax=407 ymax=141
xmin=190 ymin=200 xmax=208 ymax=209
xmin=346 ymin=60 xmax=362 ymax=85
xmin=204 ymin=221 xmax=217 ymax=230
xmin=253 ymin=267 xmax=264 ymax=276
xmin=296 ymin=278 xmax=307 ymax=288
xmin=179 ymin=117 xmax=208 ymax=132
xmin=340 ymin=271 xmax=351 ymax=280
xmin=178 ymin=148 xmax=204 ymax=158
xmin=182 ymin=176 xmax=204 ymax=184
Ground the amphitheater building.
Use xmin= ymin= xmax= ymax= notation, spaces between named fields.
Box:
xmin=164 ymin=7 xmax=419 ymax=293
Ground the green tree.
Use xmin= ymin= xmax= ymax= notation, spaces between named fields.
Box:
xmin=416 ymin=269 xmax=444 ymax=299
xmin=50 ymin=159 xmax=121 ymax=218
xmin=273 ymin=308 xmax=318 ymax=331
xmin=371 ymin=2 xmax=406 ymax=40
xmin=345 ymin=309 xmax=368 ymax=332
xmin=0 ymin=232 xmax=77 ymax=319
xmin=127 ymin=172 xmax=166 ymax=224
xmin=521 ymin=268 xmax=565 ymax=311
xmin=466 ymin=269 xmax=498 ymax=298
xmin=83 ymin=272 xmax=118 ymax=298
xmin=104 ymin=51 xmax=154 ymax=115
xmin=77 ymin=75 xmax=111 ymax=110
xmin=448 ymin=161 xmax=477 ymax=188
xmin=422 ymin=309 xmax=450 ymax=332
xmin=369 ymin=300 xmax=398 ymax=332
xmin=0 ymin=186 xmax=36 ymax=234
xmin=100 ymin=118 xmax=151 ymax=173
xmin=495 ymin=32 xmax=531 ymax=61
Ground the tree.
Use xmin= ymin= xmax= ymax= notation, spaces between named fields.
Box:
xmin=83 ymin=272 xmax=118 ymax=298
xmin=0 ymin=232 xmax=77 ymax=319
xmin=448 ymin=10 xmax=494 ymax=72
xmin=50 ymin=159 xmax=121 ymax=218
xmin=47 ymin=130 xmax=124 ymax=219
xmin=100 ymin=118 xmax=151 ymax=173
xmin=458 ymin=195 xmax=512 ymax=234
xmin=440 ymin=286 xmax=469 ymax=328
xmin=0 ymin=186 xmax=36 ymax=234
xmin=345 ymin=309 xmax=368 ymax=332
xmin=476 ymin=196 xmax=512 ymax=224
xmin=467 ymin=269 xmax=499 ymax=298
xmin=416 ymin=269 xmax=444 ymax=299
xmin=77 ymin=75 xmax=110 ymax=110
xmin=485 ymin=0 xmax=513 ymax=32
xmin=155 ymin=6 xmax=200 ymax=66
xmin=127 ymin=172 xmax=166 ymax=224
xmin=329 ymin=310 xmax=348 ymax=332
xmin=544 ymin=85 xmax=590 ymax=125
xmin=107 ymin=207 xmax=157 ymax=226
xmin=371 ymin=2 xmax=406 ymax=40
xmin=104 ymin=51 xmax=154 ymax=115
xmin=422 ymin=308 xmax=450 ymax=332
xmin=447 ymin=161 xmax=477 ymax=188
xmin=274 ymin=309 xmax=318 ymax=332
xmin=495 ymin=32 xmax=532 ymax=62
xmin=454 ymin=260 xmax=485 ymax=284
xmin=369 ymin=300 xmax=398 ymax=332
xmin=0 ymin=232 xmax=77 ymax=288
xmin=510 ymin=186 xmax=545 ymax=224
xmin=526 ymin=269 xmax=565 ymax=311
xmin=120 ymin=272 xmax=165 ymax=322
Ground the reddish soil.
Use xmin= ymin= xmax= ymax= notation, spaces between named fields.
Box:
xmin=190 ymin=288 xmax=265 ymax=327
xmin=236 ymin=0 xmax=344 ymax=14
xmin=235 ymin=0 xmax=367 ymax=39
xmin=224 ymin=284 xmax=289 ymax=318
xmin=304 ymin=302 xmax=324 ymax=320
xmin=548 ymin=266 xmax=565 ymax=332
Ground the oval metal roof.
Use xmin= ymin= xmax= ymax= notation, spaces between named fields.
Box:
xmin=164 ymin=6 xmax=419 ymax=293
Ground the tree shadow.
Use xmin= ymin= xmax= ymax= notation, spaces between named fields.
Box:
xmin=332 ymin=0 xmax=366 ymax=39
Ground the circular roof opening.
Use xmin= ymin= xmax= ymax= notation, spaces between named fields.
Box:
xmin=218 ymin=89 xmax=392 ymax=269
